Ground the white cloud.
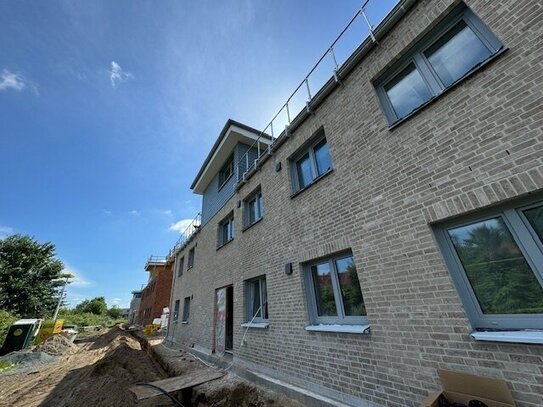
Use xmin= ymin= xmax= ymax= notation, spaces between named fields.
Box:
xmin=169 ymin=218 xmax=193 ymax=234
xmin=0 ymin=225 xmax=14 ymax=238
xmin=162 ymin=209 xmax=173 ymax=216
xmin=108 ymin=61 xmax=134 ymax=87
xmin=0 ymin=69 xmax=27 ymax=91
xmin=62 ymin=262 xmax=92 ymax=288
xmin=103 ymin=209 xmax=112 ymax=215
xmin=129 ymin=209 xmax=140 ymax=216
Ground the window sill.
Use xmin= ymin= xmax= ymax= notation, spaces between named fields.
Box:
xmin=242 ymin=217 xmax=263 ymax=233
xmin=304 ymin=324 xmax=370 ymax=334
xmin=290 ymin=168 xmax=333 ymax=199
xmin=181 ymin=321 xmax=188 ymax=325
xmin=470 ymin=330 xmax=543 ymax=345
xmin=187 ymin=266 xmax=193 ymax=271
xmin=216 ymin=238 xmax=234 ymax=251
xmin=241 ymin=322 xmax=269 ymax=329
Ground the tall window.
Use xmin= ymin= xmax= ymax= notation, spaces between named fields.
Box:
xmin=291 ymin=132 xmax=333 ymax=193
xmin=245 ymin=276 xmax=268 ymax=322
xmin=218 ymin=155 xmax=234 ymax=189
xmin=182 ymin=297 xmax=191 ymax=322
xmin=173 ymin=300 xmax=180 ymax=322
xmin=375 ymin=3 xmax=504 ymax=125
xmin=243 ymin=188 xmax=263 ymax=228
xmin=435 ymin=198 xmax=543 ymax=330
xmin=304 ymin=252 xmax=367 ymax=325
xmin=218 ymin=212 xmax=234 ymax=247
xmin=187 ymin=247 xmax=195 ymax=269
xmin=177 ymin=256 xmax=184 ymax=277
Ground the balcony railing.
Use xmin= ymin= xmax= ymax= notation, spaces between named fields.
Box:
xmin=168 ymin=212 xmax=202 ymax=258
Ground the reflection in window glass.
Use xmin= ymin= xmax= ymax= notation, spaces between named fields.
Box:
xmin=336 ymin=257 xmax=366 ymax=316
xmin=425 ymin=20 xmax=492 ymax=88
xmin=384 ymin=63 xmax=432 ymax=119
xmin=314 ymin=140 xmax=332 ymax=176
xmin=311 ymin=262 xmax=337 ymax=316
xmin=524 ymin=205 xmax=543 ymax=243
xmin=296 ymin=154 xmax=313 ymax=189
xmin=251 ymin=280 xmax=262 ymax=318
xmin=448 ymin=217 xmax=543 ymax=314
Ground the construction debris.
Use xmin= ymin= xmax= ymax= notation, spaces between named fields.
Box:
xmin=34 ymin=334 xmax=78 ymax=356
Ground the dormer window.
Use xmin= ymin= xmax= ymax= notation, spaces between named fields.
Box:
xmin=218 ymin=155 xmax=234 ymax=190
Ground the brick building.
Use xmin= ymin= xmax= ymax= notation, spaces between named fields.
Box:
xmin=166 ymin=1 xmax=543 ymax=406
xmin=128 ymin=290 xmax=142 ymax=325
xmin=139 ymin=256 xmax=173 ymax=326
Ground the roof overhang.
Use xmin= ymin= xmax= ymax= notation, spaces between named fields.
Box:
xmin=191 ymin=119 xmax=271 ymax=194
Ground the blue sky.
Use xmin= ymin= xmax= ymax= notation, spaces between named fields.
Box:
xmin=0 ymin=0 xmax=397 ymax=309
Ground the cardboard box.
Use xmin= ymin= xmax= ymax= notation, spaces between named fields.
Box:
xmin=421 ymin=369 xmax=515 ymax=407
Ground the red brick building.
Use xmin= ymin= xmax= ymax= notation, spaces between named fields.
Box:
xmin=139 ymin=256 xmax=174 ymax=326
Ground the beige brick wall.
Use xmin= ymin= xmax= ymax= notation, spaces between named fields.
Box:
xmin=168 ymin=0 xmax=543 ymax=405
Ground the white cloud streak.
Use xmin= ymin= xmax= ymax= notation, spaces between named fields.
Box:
xmin=108 ymin=61 xmax=134 ymax=87
xmin=169 ymin=218 xmax=193 ymax=233
xmin=63 ymin=262 xmax=93 ymax=288
xmin=0 ymin=69 xmax=27 ymax=91
xmin=0 ymin=225 xmax=14 ymax=239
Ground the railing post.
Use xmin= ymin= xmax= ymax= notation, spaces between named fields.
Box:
xmin=305 ymin=78 xmax=312 ymax=113
xmin=361 ymin=6 xmax=377 ymax=43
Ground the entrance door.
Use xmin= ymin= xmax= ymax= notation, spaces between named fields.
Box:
xmin=214 ymin=286 xmax=233 ymax=354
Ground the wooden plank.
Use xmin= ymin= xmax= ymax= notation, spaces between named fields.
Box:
xmin=130 ymin=368 xmax=225 ymax=400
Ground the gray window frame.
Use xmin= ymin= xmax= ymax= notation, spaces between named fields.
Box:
xmin=182 ymin=297 xmax=190 ymax=322
xmin=243 ymin=187 xmax=263 ymax=229
xmin=217 ymin=212 xmax=234 ymax=248
xmin=290 ymin=131 xmax=333 ymax=193
xmin=303 ymin=252 xmax=368 ymax=326
xmin=218 ymin=154 xmax=234 ymax=190
xmin=245 ymin=275 xmax=268 ymax=323
xmin=434 ymin=196 xmax=543 ymax=331
xmin=375 ymin=3 xmax=505 ymax=126
xmin=173 ymin=299 xmax=180 ymax=322
xmin=177 ymin=256 xmax=184 ymax=277
xmin=187 ymin=247 xmax=195 ymax=269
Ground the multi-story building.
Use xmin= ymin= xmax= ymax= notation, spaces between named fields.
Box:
xmin=166 ymin=1 xmax=543 ymax=406
xmin=139 ymin=256 xmax=173 ymax=327
xmin=128 ymin=290 xmax=142 ymax=325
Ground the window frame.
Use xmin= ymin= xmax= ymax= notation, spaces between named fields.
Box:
xmin=218 ymin=154 xmax=234 ymax=190
xmin=303 ymin=252 xmax=368 ymax=326
xmin=375 ymin=3 xmax=505 ymax=126
xmin=187 ymin=247 xmax=195 ymax=270
xmin=217 ymin=212 xmax=234 ymax=248
xmin=182 ymin=297 xmax=190 ymax=323
xmin=173 ymin=299 xmax=180 ymax=323
xmin=177 ymin=256 xmax=184 ymax=277
xmin=245 ymin=275 xmax=268 ymax=323
xmin=434 ymin=196 xmax=543 ymax=331
xmin=243 ymin=187 xmax=263 ymax=229
xmin=290 ymin=131 xmax=333 ymax=194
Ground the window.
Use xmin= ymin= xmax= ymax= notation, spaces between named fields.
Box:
xmin=243 ymin=188 xmax=263 ymax=228
xmin=177 ymin=256 xmax=184 ymax=277
xmin=375 ymin=3 xmax=504 ymax=125
xmin=182 ymin=297 xmax=190 ymax=322
xmin=218 ymin=155 xmax=234 ymax=189
xmin=218 ymin=212 xmax=234 ymax=247
xmin=291 ymin=133 xmax=333 ymax=193
xmin=435 ymin=198 xmax=543 ymax=330
xmin=304 ymin=252 xmax=367 ymax=325
xmin=173 ymin=300 xmax=180 ymax=322
xmin=187 ymin=247 xmax=195 ymax=269
xmin=245 ymin=276 xmax=268 ymax=322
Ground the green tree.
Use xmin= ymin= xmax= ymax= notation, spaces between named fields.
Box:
xmin=107 ymin=306 xmax=123 ymax=319
xmin=75 ymin=297 xmax=107 ymax=315
xmin=0 ymin=234 xmax=66 ymax=317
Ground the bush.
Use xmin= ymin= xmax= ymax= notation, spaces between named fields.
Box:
xmin=0 ymin=309 xmax=18 ymax=346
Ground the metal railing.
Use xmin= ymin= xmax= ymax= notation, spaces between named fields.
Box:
xmin=235 ymin=0 xmax=378 ymax=182
xmin=168 ymin=212 xmax=202 ymax=258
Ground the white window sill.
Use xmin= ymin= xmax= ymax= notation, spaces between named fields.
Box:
xmin=241 ymin=322 xmax=269 ymax=329
xmin=181 ymin=321 xmax=188 ymax=324
xmin=470 ymin=330 xmax=543 ymax=345
xmin=305 ymin=324 xmax=370 ymax=334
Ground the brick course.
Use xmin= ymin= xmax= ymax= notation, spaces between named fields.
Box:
xmin=167 ymin=1 xmax=543 ymax=406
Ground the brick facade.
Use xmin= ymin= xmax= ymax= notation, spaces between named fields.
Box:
xmin=139 ymin=262 xmax=173 ymax=326
xmin=167 ymin=1 xmax=543 ymax=406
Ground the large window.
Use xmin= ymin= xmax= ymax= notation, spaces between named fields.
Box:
xmin=218 ymin=155 xmax=234 ymax=189
xmin=177 ymin=256 xmax=184 ymax=277
xmin=304 ymin=252 xmax=367 ymax=325
xmin=375 ymin=3 xmax=504 ymax=125
xmin=182 ymin=297 xmax=191 ymax=322
xmin=435 ymin=198 xmax=543 ymax=330
xmin=291 ymin=132 xmax=333 ymax=193
xmin=243 ymin=188 xmax=263 ymax=228
xmin=173 ymin=299 xmax=180 ymax=322
xmin=217 ymin=212 xmax=234 ymax=248
xmin=245 ymin=276 xmax=268 ymax=322
xmin=187 ymin=247 xmax=195 ymax=269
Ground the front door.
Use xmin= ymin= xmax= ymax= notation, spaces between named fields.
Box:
xmin=214 ymin=286 xmax=233 ymax=354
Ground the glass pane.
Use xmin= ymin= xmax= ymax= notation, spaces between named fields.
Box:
xmin=314 ymin=140 xmax=332 ymax=176
xmin=336 ymin=256 xmax=366 ymax=316
xmin=448 ymin=217 xmax=543 ymax=314
xmin=425 ymin=20 xmax=492 ymax=88
xmin=524 ymin=205 xmax=543 ymax=243
xmin=251 ymin=280 xmax=261 ymax=318
xmin=248 ymin=200 xmax=256 ymax=224
xmin=311 ymin=262 xmax=337 ymax=316
xmin=296 ymin=153 xmax=313 ymax=188
xmin=256 ymin=194 xmax=263 ymax=219
xmin=261 ymin=279 xmax=268 ymax=319
xmin=384 ymin=63 xmax=432 ymax=119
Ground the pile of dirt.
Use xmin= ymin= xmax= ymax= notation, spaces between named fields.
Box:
xmin=90 ymin=325 xmax=127 ymax=349
xmin=34 ymin=334 xmax=78 ymax=356
xmin=0 ymin=350 xmax=56 ymax=371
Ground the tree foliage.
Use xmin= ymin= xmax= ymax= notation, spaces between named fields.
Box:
xmin=0 ymin=234 xmax=66 ymax=318
xmin=75 ymin=296 xmax=108 ymax=315
xmin=107 ymin=306 xmax=123 ymax=319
